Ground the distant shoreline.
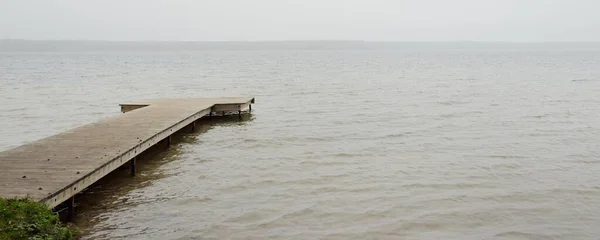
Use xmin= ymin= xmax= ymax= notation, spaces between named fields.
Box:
xmin=3 ymin=39 xmax=600 ymax=43
xmin=2 ymin=39 xmax=600 ymax=52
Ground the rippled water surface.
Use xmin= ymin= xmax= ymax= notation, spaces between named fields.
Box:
xmin=2 ymin=44 xmax=600 ymax=239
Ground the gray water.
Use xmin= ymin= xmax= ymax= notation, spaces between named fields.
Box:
xmin=1 ymin=42 xmax=600 ymax=239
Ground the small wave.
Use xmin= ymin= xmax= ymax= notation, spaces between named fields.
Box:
xmin=546 ymin=187 xmax=600 ymax=195
xmin=279 ymin=136 xmax=335 ymax=142
xmin=524 ymin=114 xmax=549 ymax=119
xmin=191 ymin=157 xmax=212 ymax=163
xmin=494 ymin=230 xmax=556 ymax=239
xmin=572 ymin=79 xmax=600 ymax=82
xmin=225 ymin=211 xmax=270 ymax=224
xmin=398 ymin=221 xmax=444 ymax=231
xmin=437 ymin=100 xmax=469 ymax=106
xmin=487 ymin=155 xmax=527 ymax=159
xmin=299 ymin=160 xmax=349 ymax=166
xmin=307 ymin=185 xmax=379 ymax=194
xmin=463 ymin=78 xmax=478 ymax=81
xmin=170 ymin=196 xmax=213 ymax=206
xmin=281 ymin=174 xmax=352 ymax=186
xmin=402 ymin=182 xmax=485 ymax=189
xmin=490 ymin=163 xmax=521 ymax=169
xmin=572 ymin=159 xmax=599 ymax=164
xmin=438 ymin=113 xmax=458 ymax=118
xmin=255 ymin=205 xmax=317 ymax=227
xmin=251 ymin=179 xmax=277 ymax=185
xmin=525 ymin=132 xmax=561 ymax=137
xmin=95 ymin=73 xmax=119 ymax=78
xmin=330 ymin=152 xmax=374 ymax=158
xmin=382 ymin=133 xmax=405 ymax=138
xmin=310 ymin=186 xmax=344 ymax=194
xmin=465 ymin=155 xmax=528 ymax=160
xmin=289 ymin=91 xmax=320 ymax=96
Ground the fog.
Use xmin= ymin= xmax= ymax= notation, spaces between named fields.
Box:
xmin=1 ymin=0 xmax=599 ymax=41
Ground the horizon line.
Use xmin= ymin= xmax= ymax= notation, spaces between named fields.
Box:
xmin=2 ymin=39 xmax=600 ymax=44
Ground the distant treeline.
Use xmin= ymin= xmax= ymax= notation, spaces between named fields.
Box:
xmin=1 ymin=39 xmax=600 ymax=52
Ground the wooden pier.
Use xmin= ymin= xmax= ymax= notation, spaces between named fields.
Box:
xmin=0 ymin=97 xmax=254 ymax=217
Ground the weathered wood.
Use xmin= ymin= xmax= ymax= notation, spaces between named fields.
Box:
xmin=0 ymin=97 xmax=254 ymax=208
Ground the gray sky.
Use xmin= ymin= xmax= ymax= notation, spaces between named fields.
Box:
xmin=0 ymin=0 xmax=598 ymax=41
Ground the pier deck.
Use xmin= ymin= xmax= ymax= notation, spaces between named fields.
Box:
xmin=0 ymin=97 xmax=254 ymax=209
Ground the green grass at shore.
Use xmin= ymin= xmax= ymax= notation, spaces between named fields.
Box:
xmin=0 ymin=198 xmax=77 ymax=240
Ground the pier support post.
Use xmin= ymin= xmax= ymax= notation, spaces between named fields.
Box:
xmin=191 ymin=121 xmax=196 ymax=132
xmin=66 ymin=196 xmax=75 ymax=222
xmin=130 ymin=157 xmax=136 ymax=176
xmin=167 ymin=136 xmax=172 ymax=148
xmin=249 ymin=104 xmax=252 ymax=113
xmin=238 ymin=110 xmax=242 ymax=120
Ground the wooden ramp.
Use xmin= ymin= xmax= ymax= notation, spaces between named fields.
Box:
xmin=0 ymin=97 xmax=254 ymax=209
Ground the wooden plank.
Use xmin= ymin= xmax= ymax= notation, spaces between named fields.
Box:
xmin=0 ymin=97 xmax=254 ymax=207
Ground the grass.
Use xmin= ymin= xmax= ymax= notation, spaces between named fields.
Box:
xmin=0 ymin=198 xmax=77 ymax=240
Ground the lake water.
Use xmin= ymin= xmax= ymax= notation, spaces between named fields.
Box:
xmin=1 ymin=42 xmax=600 ymax=239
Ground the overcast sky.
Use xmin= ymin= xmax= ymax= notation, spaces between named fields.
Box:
xmin=0 ymin=0 xmax=598 ymax=42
